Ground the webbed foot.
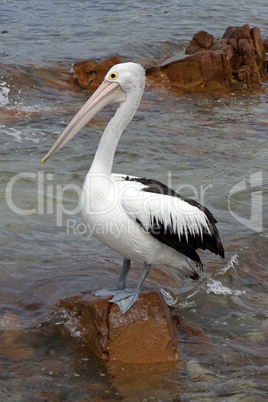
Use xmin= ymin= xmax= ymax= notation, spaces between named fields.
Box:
xmin=109 ymin=289 xmax=140 ymax=314
xmin=93 ymin=258 xmax=132 ymax=299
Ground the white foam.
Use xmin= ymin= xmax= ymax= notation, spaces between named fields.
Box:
xmin=219 ymin=253 xmax=239 ymax=275
xmin=179 ymin=299 xmax=196 ymax=308
xmin=0 ymin=82 xmax=10 ymax=106
xmin=0 ymin=126 xmax=23 ymax=142
xmin=178 ymin=289 xmax=199 ymax=309
xmin=160 ymin=288 xmax=178 ymax=306
xmin=206 ymin=279 xmax=245 ymax=296
xmin=60 ymin=308 xmax=82 ymax=339
xmin=0 ymin=125 xmax=42 ymax=144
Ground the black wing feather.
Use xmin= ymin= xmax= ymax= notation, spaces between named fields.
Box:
xmin=125 ymin=176 xmax=225 ymax=269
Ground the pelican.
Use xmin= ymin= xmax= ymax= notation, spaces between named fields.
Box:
xmin=41 ymin=62 xmax=224 ymax=313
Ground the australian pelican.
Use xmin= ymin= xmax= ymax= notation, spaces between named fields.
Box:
xmin=41 ymin=62 xmax=224 ymax=313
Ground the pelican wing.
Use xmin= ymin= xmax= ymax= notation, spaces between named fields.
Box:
xmin=115 ymin=175 xmax=224 ymax=269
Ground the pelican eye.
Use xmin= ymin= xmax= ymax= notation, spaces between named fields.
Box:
xmin=109 ymin=72 xmax=118 ymax=81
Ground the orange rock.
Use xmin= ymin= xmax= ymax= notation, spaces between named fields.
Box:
xmin=108 ymin=292 xmax=179 ymax=363
xmin=59 ymin=291 xmax=179 ymax=364
xmin=223 ymin=24 xmax=266 ymax=72
xmin=185 ymin=30 xmax=214 ymax=54
xmin=73 ymin=59 xmax=97 ymax=89
xmin=222 ymin=44 xmax=236 ymax=68
xmin=74 ymin=56 xmax=123 ymax=90
xmin=251 ymin=27 xmax=267 ymax=72
xmin=210 ymin=39 xmax=228 ymax=51
xmin=59 ymin=295 xmax=110 ymax=360
xmin=149 ymin=51 xmax=232 ymax=92
xmin=147 ymin=24 xmax=266 ymax=92
xmin=160 ymin=55 xmax=203 ymax=85
xmin=73 ymin=25 xmax=265 ymax=93
xmin=95 ymin=56 xmax=123 ymax=83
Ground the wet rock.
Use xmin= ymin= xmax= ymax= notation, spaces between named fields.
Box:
xmin=263 ymin=39 xmax=268 ymax=52
xmin=73 ymin=59 xmax=96 ymax=89
xmin=262 ymin=39 xmax=268 ymax=76
xmin=72 ymin=25 xmax=266 ymax=93
xmin=74 ymin=56 xmax=123 ymax=90
xmin=108 ymin=291 xmax=179 ymax=363
xmin=59 ymin=291 xmax=179 ymax=364
xmin=222 ymin=25 xmax=266 ymax=77
xmin=222 ymin=24 xmax=266 ymax=88
xmin=185 ymin=30 xmax=215 ymax=54
xmin=147 ymin=24 xmax=266 ymax=92
xmin=59 ymin=292 xmax=182 ymax=399
xmin=157 ymin=50 xmax=232 ymax=92
xmin=251 ymin=27 xmax=267 ymax=72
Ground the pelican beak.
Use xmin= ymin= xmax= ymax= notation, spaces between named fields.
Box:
xmin=41 ymin=80 xmax=126 ymax=164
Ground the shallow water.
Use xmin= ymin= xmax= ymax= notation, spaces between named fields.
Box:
xmin=1 ymin=0 xmax=268 ymax=400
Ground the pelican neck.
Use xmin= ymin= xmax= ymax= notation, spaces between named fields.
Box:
xmin=89 ymin=97 xmax=139 ymax=175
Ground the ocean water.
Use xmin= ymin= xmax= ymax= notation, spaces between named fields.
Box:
xmin=0 ymin=0 xmax=268 ymax=400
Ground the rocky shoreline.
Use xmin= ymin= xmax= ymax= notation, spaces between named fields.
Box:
xmin=74 ymin=24 xmax=268 ymax=93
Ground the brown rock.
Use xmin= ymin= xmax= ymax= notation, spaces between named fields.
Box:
xmin=60 ymin=295 xmax=110 ymax=360
xmin=223 ymin=24 xmax=266 ymax=72
xmin=73 ymin=25 xmax=266 ymax=94
xmin=185 ymin=30 xmax=214 ymax=54
xmin=211 ymin=39 xmax=228 ymax=51
xmin=263 ymin=39 xmax=268 ymax=52
xmin=95 ymin=56 xmax=123 ymax=83
xmin=108 ymin=292 xmax=179 ymax=363
xmin=222 ymin=44 xmax=236 ymax=67
xmin=74 ymin=56 xmax=123 ymax=90
xmin=251 ymin=27 xmax=266 ymax=72
xmin=147 ymin=24 xmax=266 ymax=92
xmin=59 ymin=291 xmax=179 ymax=364
xmin=149 ymin=50 xmax=232 ymax=92
xmin=160 ymin=55 xmax=203 ymax=85
xmin=222 ymin=26 xmax=239 ymax=51
xmin=73 ymin=59 xmax=97 ymax=89
xmin=238 ymin=37 xmax=254 ymax=67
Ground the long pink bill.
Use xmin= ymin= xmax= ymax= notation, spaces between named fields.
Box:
xmin=41 ymin=80 xmax=126 ymax=164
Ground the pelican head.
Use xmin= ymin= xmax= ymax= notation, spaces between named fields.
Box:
xmin=41 ymin=62 xmax=145 ymax=164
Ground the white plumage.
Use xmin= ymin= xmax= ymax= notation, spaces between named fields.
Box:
xmin=42 ymin=62 xmax=224 ymax=313
xmin=81 ymin=172 xmax=206 ymax=268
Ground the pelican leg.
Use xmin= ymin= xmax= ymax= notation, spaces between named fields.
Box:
xmin=110 ymin=262 xmax=151 ymax=314
xmin=93 ymin=258 xmax=131 ymax=297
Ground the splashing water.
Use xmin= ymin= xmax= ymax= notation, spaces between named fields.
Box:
xmin=0 ymin=82 xmax=10 ymax=106
xmin=205 ymin=279 xmax=245 ymax=296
